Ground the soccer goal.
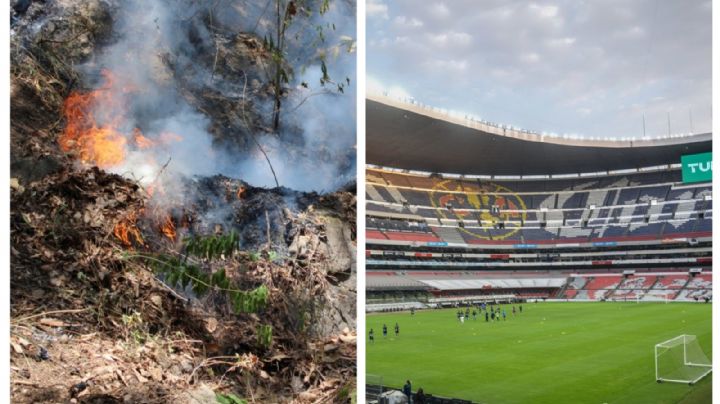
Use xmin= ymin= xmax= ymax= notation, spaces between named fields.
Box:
xmin=655 ymin=335 xmax=712 ymax=385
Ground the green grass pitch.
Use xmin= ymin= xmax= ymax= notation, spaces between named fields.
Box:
xmin=366 ymin=302 xmax=711 ymax=404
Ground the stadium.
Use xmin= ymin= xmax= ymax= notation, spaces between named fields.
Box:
xmin=365 ymin=94 xmax=712 ymax=404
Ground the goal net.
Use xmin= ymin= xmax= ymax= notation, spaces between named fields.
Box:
xmin=655 ymin=335 xmax=712 ymax=384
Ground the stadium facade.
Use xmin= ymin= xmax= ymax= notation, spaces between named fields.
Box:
xmin=366 ymin=95 xmax=712 ymax=311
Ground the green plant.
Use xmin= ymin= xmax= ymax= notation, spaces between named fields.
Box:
xmin=145 ymin=255 xmax=269 ymax=314
xmin=128 ymin=232 xmax=273 ymax=348
xmin=120 ymin=311 xmax=147 ymax=344
xmin=216 ymin=392 xmax=248 ymax=404
xmin=257 ymin=324 xmax=273 ymax=348
xmin=183 ymin=231 xmax=239 ymax=260
xmin=263 ymin=0 xmax=351 ymax=131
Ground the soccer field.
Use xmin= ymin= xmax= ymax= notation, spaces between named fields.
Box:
xmin=366 ymin=302 xmax=712 ymax=404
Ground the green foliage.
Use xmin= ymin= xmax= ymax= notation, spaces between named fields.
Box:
xmin=216 ymin=393 xmax=248 ymax=404
xmin=132 ymin=233 xmax=274 ymax=352
xmin=337 ymin=385 xmax=356 ymax=403
xmin=257 ymin=324 xmax=273 ymax=348
xmin=249 ymin=250 xmax=278 ymax=262
xmin=263 ymin=0 xmax=354 ymax=131
xmin=142 ymin=232 xmax=269 ymax=315
xmin=183 ymin=231 xmax=239 ymax=260
xmin=319 ymin=0 xmax=330 ymax=15
xmin=120 ymin=311 xmax=148 ymax=344
xmin=149 ymin=256 xmax=269 ymax=314
xmin=232 ymin=285 xmax=269 ymax=314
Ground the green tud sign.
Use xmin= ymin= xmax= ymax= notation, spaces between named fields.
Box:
xmin=681 ymin=152 xmax=712 ymax=183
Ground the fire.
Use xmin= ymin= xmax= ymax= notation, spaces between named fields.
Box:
xmin=63 ymin=70 xmax=186 ymax=248
xmin=60 ymin=70 xmax=182 ymax=169
xmin=160 ymin=216 xmax=177 ymax=241
xmin=133 ymin=128 xmax=155 ymax=149
xmin=113 ymin=213 xmax=144 ymax=247
xmin=60 ymin=70 xmax=128 ymax=168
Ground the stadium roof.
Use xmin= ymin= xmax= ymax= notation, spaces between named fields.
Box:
xmin=367 ymin=95 xmax=712 ymax=176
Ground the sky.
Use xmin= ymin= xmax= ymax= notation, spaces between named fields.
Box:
xmin=366 ymin=0 xmax=712 ymax=139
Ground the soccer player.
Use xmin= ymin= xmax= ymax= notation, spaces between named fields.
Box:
xmin=411 ymin=308 xmax=415 ymax=316
xmin=472 ymin=310 xmax=477 ymax=320
xmin=502 ymin=309 xmax=507 ymax=321
xmin=519 ymin=305 xmax=523 ymax=313
xmin=395 ymin=322 xmax=400 ymax=337
xmin=485 ymin=311 xmax=489 ymax=322
xmin=512 ymin=306 xmax=516 ymax=316
xmin=369 ymin=328 xmax=375 ymax=344
xmin=382 ymin=324 xmax=387 ymax=338
xmin=490 ymin=311 xmax=495 ymax=321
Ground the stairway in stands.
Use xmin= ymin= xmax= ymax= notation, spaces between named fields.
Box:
xmin=432 ymin=226 xmax=466 ymax=244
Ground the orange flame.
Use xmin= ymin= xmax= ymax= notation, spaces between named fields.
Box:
xmin=113 ymin=214 xmax=144 ymax=247
xmin=60 ymin=70 xmax=128 ymax=168
xmin=160 ymin=216 xmax=176 ymax=241
xmin=133 ymin=128 xmax=155 ymax=149
xmin=60 ymin=70 xmax=183 ymax=169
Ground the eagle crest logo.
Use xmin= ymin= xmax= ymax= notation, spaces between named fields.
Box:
xmin=428 ymin=179 xmax=527 ymax=241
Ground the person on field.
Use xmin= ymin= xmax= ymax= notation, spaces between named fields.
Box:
xmin=395 ymin=322 xmax=400 ymax=337
xmin=415 ymin=388 xmax=426 ymax=403
xmin=472 ymin=310 xmax=477 ymax=320
xmin=369 ymin=328 xmax=374 ymax=343
xmin=519 ymin=305 xmax=523 ymax=313
xmin=512 ymin=306 xmax=516 ymax=316
xmin=485 ymin=311 xmax=489 ymax=322
xmin=382 ymin=324 xmax=387 ymax=338
xmin=502 ymin=309 xmax=507 ymax=321
xmin=403 ymin=380 xmax=412 ymax=402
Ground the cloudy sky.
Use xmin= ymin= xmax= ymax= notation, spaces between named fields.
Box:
xmin=367 ymin=0 xmax=712 ymax=138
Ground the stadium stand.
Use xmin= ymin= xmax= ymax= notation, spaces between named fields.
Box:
xmin=366 ymin=96 xmax=711 ymax=306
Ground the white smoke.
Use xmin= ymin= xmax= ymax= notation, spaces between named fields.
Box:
xmin=78 ymin=0 xmax=355 ymax=195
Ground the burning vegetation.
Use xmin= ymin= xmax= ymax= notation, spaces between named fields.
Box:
xmin=10 ymin=0 xmax=356 ymax=402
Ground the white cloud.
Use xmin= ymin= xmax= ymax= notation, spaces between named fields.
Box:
xmin=424 ymin=59 xmax=469 ymax=72
xmin=430 ymin=3 xmax=451 ymax=18
xmin=577 ymin=107 xmax=592 ymax=116
xmin=548 ymin=37 xmax=576 ymax=47
xmin=367 ymin=76 xmax=413 ymax=100
xmin=367 ymin=0 xmax=712 ymax=137
xmin=394 ymin=16 xmax=424 ymax=28
xmin=367 ymin=0 xmax=389 ymax=19
xmin=426 ymin=31 xmax=472 ymax=47
xmin=529 ymin=3 xmax=559 ymax=18
xmin=520 ymin=52 xmax=540 ymax=64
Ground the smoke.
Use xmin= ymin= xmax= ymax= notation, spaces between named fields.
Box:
xmin=75 ymin=0 xmax=355 ymax=197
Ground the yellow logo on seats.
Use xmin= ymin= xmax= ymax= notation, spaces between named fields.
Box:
xmin=429 ymin=180 xmax=527 ymax=240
